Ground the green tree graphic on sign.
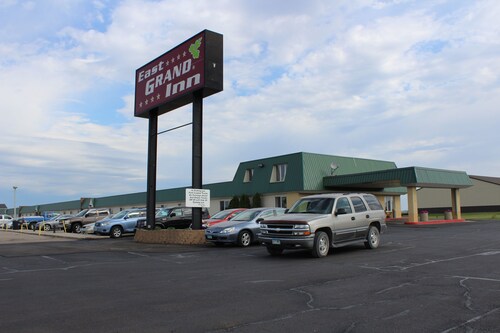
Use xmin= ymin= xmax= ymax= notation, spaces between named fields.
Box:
xmin=189 ymin=37 xmax=203 ymax=59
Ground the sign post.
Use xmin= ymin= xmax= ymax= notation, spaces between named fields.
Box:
xmin=134 ymin=30 xmax=223 ymax=230
xmin=145 ymin=108 xmax=158 ymax=230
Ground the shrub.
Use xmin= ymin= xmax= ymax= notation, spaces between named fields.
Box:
xmin=228 ymin=195 xmax=240 ymax=208
xmin=240 ymin=194 xmax=251 ymax=208
xmin=252 ymin=193 xmax=262 ymax=208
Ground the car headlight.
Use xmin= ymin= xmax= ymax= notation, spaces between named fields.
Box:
xmin=100 ymin=222 xmax=109 ymax=226
xmin=293 ymin=224 xmax=311 ymax=236
xmin=293 ymin=224 xmax=309 ymax=230
xmin=220 ymin=227 xmax=235 ymax=234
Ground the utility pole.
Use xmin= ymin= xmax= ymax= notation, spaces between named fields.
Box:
xmin=13 ymin=186 xmax=18 ymax=219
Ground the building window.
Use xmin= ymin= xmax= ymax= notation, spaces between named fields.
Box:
xmin=271 ymin=163 xmax=287 ymax=183
xmin=384 ymin=196 xmax=392 ymax=212
xmin=219 ymin=200 xmax=230 ymax=211
xmin=275 ymin=196 xmax=287 ymax=208
xmin=244 ymin=168 xmax=254 ymax=182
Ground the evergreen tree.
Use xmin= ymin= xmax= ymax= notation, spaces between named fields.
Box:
xmin=240 ymin=194 xmax=251 ymax=208
xmin=252 ymin=193 xmax=262 ymax=208
xmin=228 ymin=195 xmax=240 ymax=208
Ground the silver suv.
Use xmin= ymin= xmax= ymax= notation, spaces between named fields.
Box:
xmin=62 ymin=208 xmax=111 ymax=233
xmin=259 ymin=193 xmax=386 ymax=258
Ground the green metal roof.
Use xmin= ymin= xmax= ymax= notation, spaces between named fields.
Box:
xmin=10 ymin=153 xmax=471 ymax=213
xmin=301 ymin=152 xmax=397 ymax=190
xmin=323 ymin=166 xmax=473 ymax=189
xmin=229 ymin=152 xmax=398 ymax=194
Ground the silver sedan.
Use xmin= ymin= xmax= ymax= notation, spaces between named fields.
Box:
xmin=205 ymin=207 xmax=286 ymax=247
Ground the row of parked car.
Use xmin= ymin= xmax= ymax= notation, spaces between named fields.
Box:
xmin=3 ymin=193 xmax=388 ymax=258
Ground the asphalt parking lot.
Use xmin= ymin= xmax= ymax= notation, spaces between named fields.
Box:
xmin=1 ymin=221 xmax=500 ymax=333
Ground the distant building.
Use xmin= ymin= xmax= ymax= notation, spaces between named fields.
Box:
xmin=417 ymin=175 xmax=500 ymax=213
xmin=6 ymin=152 xmax=476 ymax=223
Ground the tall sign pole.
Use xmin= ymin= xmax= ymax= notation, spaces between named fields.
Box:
xmin=146 ymin=108 xmax=158 ymax=230
xmin=191 ymin=90 xmax=203 ymax=229
xmin=134 ymin=30 xmax=223 ymax=230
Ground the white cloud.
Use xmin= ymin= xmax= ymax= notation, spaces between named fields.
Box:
xmin=1 ymin=0 xmax=499 ymax=206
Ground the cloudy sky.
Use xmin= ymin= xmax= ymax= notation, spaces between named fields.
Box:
xmin=1 ymin=0 xmax=499 ymax=208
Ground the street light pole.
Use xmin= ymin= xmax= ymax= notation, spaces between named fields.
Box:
xmin=13 ymin=186 xmax=18 ymax=219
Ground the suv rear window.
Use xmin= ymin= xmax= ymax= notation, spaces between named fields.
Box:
xmin=363 ymin=195 xmax=383 ymax=210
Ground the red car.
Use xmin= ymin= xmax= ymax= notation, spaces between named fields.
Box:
xmin=202 ymin=208 xmax=247 ymax=228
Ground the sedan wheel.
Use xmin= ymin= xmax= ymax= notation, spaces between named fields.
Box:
xmin=365 ymin=225 xmax=380 ymax=249
xmin=110 ymin=226 xmax=123 ymax=238
xmin=238 ymin=230 xmax=252 ymax=247
xmin=43 ymin=224 xmax=51 ymax=231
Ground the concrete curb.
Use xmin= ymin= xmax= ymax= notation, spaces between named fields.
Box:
xmin=404 ymin=219 xmax=467 ymax=225
xmin=386 ymin=218 xmax=470 ymax=225
xmin=0 ymin=229 xmax=106 ymax=240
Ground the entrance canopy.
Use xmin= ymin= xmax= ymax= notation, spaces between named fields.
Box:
xmin=323 ymin=166 xmax=473 ymax=223
xmin=323 ymin=166 xmax=473 ymax=189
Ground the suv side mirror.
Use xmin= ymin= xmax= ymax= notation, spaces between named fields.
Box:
xmin=335 ymin=208 xmax=347 ymax=216
xmin=256 ymin=218 xmax=264 ymax=224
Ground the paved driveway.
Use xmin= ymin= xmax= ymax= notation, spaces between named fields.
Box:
xmin=1 ymin=221 xmax=499 ymax=332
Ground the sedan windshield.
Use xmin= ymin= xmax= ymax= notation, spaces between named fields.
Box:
xmin=288 ymin=198 xmax=334 ymax=214
xmin=231 ymin=209 xmax=263 ymax=222
xmin=210 ymin=210 xmax=233 ymax=219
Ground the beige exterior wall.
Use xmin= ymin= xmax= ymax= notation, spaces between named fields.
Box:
xmin=417 ymin=178 xmax=500 ymax=209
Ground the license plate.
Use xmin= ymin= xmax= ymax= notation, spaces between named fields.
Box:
xmin=272 ymin=239 xmax=281 ymax=245
xmin=206 ymin=235 xmax=213 ymax=239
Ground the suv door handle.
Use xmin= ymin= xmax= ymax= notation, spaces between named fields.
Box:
xmin=351 ymin=217 xmax=355 ymax=221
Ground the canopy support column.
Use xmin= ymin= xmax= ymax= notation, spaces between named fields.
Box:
xmin=407 ymin=186 xmax=418 ymax=223
xmin=451 ymin=188 xmax=462 ymax=219
xmin=393 ymin=195 xmax=402 ymax=218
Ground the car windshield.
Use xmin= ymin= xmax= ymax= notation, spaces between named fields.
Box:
xmin=288 ymin=198 xmax=335 ymax=214
xmin=211 ymin=209 xmax=236 ymax=219
xmin=111 ymin=210 xmax=130 ymax=219
xmin=156 ymin=208 xmax=172 ymax=217
xmin=75 ymin=209 xmax=89 ymax=217
xmin=231 ymin=209 xmax=263 ymax=222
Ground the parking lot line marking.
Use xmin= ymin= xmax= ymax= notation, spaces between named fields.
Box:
xmin=451 ymin=275 xmax=500 ymax=283
xmin=440 ymin=308 xmax=500 ymax=333
xmin=244 ymin=280 xmax=284 ymax=284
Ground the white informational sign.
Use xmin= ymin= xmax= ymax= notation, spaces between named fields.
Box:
xmin=185 ymin=188 xmax=210 ymax=208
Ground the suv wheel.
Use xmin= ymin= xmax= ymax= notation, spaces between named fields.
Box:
xmin=312 ymin=231 xmax=330 ymax=258
xmin=110 ymin=226 xmax=123 ymax=238
xmin=71 ymin=223 xmax=82 ymax=233
xmin=365 ymin=225 xmax=380 ymax=249
xmin=238 ymin=230 xmax=252 ymax=247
